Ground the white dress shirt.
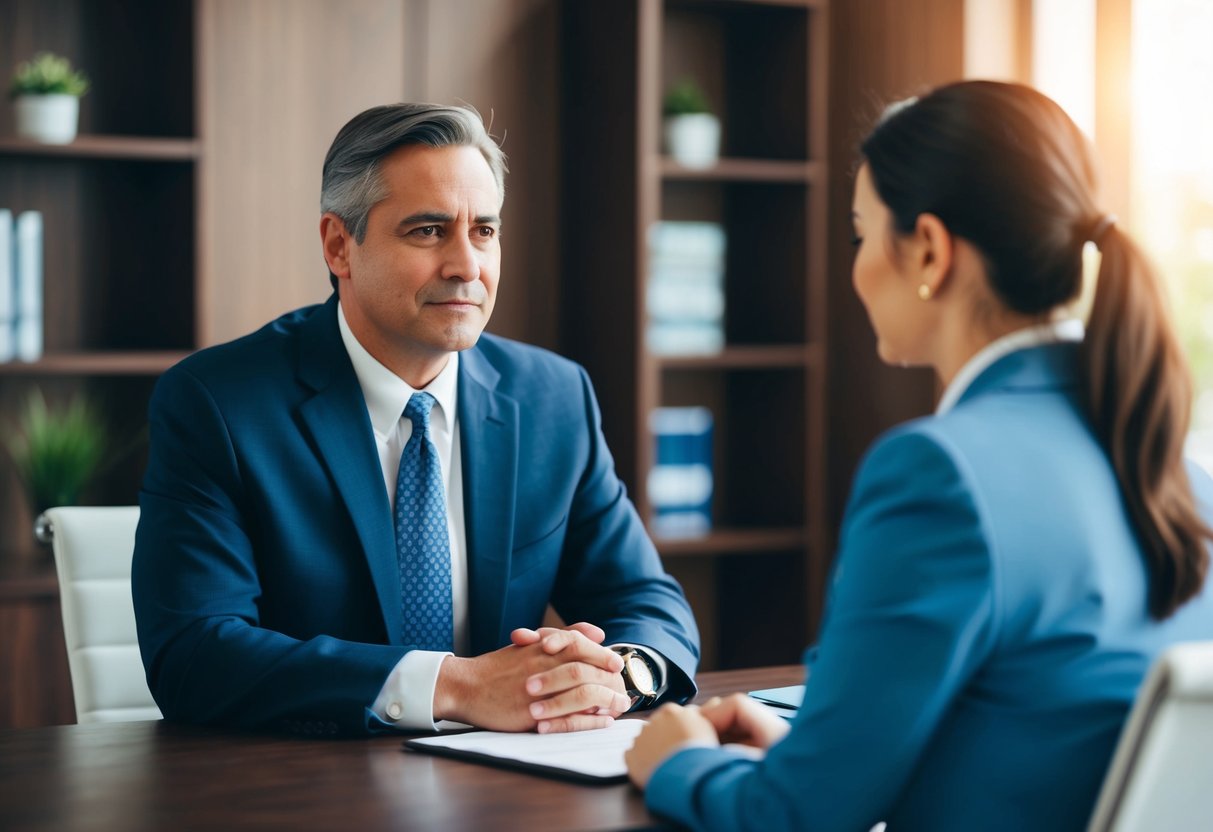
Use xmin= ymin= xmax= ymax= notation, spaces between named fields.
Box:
xmin=338 ymin=304 xmax=467 ymax=729
xmin=935 ymin=318 xmax=1085 ymax=416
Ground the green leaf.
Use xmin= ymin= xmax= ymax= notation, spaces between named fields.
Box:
xmin=2 ymin=389 xmax=106 ymax=512
xmin=9 ymin=52 xmax=90 ymax=99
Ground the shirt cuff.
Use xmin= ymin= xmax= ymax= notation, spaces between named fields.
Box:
xmin=371 ymin=649 xmax=452 ymax=730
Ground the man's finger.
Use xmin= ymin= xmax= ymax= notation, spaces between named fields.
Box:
xmin=526 ymin=660 xmax=622 ymax=697
xmin=529 ymin=684 xmax=630 ymax=721
xmin=565 ymin=621 xmax=606 ymax=643
xmin=538 ymin=630 xmax=624 ymax=672
xmin=536 ymin=713 xmax=616 ymax=734
xmin=510 ymin=627 xmax=541 ymax=646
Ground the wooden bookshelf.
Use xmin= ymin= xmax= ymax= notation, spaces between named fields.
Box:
xmin=561 ymin=0 xmax=828 ymax=670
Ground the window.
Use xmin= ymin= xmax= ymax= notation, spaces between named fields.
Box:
xmin=1031 ymin=0 xmax=1213 ymax=467
xmin=1130 ymin=0 xmax=1213 ymax=466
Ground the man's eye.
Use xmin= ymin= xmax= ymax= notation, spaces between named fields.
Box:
xmin=413 ymin=226 xmax=439 ymax=237
xmin=477 ymin=226 xmax=497 ymax=238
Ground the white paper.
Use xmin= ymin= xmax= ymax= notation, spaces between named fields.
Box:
xmin=408 ymin=718 xmax=645 ymax=780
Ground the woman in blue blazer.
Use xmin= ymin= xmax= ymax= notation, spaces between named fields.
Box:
xmin=625 ymin=80 xmax=1213 ymax=831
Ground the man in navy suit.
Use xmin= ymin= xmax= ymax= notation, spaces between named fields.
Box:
xmin=132 ymin=103 xmax=699 ymax=736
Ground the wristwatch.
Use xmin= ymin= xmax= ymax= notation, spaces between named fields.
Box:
xmin=613 ymin=647 xmax=659 ymax=711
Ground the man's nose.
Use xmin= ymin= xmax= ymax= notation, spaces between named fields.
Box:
xmin=440 ymin=234 xmax=480 ymax=282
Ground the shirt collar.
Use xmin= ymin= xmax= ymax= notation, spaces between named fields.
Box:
xmin=337 ymin=301 xmax=460 ymax=437
xmin=936 ymin=318 xmax=1084 ymax=415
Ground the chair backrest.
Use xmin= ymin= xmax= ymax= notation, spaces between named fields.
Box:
xmin=44 ymin=506 xmax=161 ymax=723
xmin=1087 ymin=640 xmax=1213 ymax=831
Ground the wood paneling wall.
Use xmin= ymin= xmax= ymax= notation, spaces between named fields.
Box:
xmin=196 ymin=0 xmax=407 ymax=346
xmin=196 ymin=0 xmax=563 ymax=351
xmin=824 ymin=0 xmax=967 ymax=531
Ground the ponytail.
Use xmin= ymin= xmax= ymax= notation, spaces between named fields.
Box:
xmin=1082 ymin=222 xmax=1212 ymax=619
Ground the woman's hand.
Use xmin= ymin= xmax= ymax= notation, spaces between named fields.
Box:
xmin=698 ymin=693 xmax=792 ymax=749
xmin=624 ymin=703 xmax=719 ymax=789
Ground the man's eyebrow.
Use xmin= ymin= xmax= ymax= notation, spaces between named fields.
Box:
xmin=397 ymin=212 xmax=454 ymax=228
xmin=395 ymin=212 xmax=502 ymax=228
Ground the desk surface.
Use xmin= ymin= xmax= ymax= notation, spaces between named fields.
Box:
xmin=0 ymin=665 xmax=804 ymax=832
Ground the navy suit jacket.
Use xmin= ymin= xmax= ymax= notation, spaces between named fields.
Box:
xmin=132 ymin=296 xmax=699 ymax=735
xmin=647 ymin=343 xmax=1213 ymax=831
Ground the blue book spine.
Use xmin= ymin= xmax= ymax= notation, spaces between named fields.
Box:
xmin=647 ymin=407 xmax=714 ymax=538
xmin=15 ymin=210 xmax=43 ymax=362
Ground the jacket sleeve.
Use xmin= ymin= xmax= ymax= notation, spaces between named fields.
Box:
xmin=549 ymin=366 xmax=701 ymax=701
xmin=131 ymin=365 xmax=406 ymax=735
xmin=646 ymin=426 xmax=997 ymax=831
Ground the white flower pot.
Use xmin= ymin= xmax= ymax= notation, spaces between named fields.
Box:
xmin=14 ymin=94 xmax=80 ymax=144
xmin=664 ymin=113 xmax=721 ymax=169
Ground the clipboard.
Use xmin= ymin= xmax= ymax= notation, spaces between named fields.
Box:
xmin=404 ymin=719 xmax=644 ymax=785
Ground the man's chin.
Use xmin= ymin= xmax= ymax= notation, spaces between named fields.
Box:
xmin=436 ymin=324 xmax=488 ymax=353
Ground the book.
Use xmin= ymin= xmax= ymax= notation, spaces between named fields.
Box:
xmin=0 ymin=209 xmax=13 ymax=362
xmin=646 ymin=221 xmax=726 ymax=356
xmin=648 ymin=406 xmax=713 ymax=537
xmin=14 ymin=209 xmax=43 ymax=362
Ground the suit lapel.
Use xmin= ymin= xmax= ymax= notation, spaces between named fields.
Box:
xmin=459 ymin=345 xmax=519 ymax=654
xmin=295 ymin=297 xmax=402 ymax=644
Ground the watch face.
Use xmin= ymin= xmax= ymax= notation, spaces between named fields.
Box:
xmin=626 ymin=654 xmax=655 ymax=696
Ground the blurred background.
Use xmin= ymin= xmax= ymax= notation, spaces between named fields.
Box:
xmin=2 ymin=0 xmax=1209 ymax=727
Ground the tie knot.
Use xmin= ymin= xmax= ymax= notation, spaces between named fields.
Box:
xmin=404 ymin=392 xmax=437 ymax=433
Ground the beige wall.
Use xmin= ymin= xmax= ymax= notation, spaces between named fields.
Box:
xmin=198 ymin=0 xmax=562 ymax=350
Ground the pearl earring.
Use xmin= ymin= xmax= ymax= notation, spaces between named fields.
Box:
xmin=918 ymin=284 xmax=933 ymax=301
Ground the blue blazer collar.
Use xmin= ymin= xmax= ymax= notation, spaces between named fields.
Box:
xmin=956 ymin=342 xmax=1081 ymax=409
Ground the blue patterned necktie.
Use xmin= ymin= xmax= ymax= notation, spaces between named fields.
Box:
xmin=394 ymin=392 xmax=453 ymax=651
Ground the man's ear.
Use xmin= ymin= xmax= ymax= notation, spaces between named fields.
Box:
xmin=320 ymin=212 xmax=354 ymax=281
xmin=913 ymin=213 xmax=954 ymax=297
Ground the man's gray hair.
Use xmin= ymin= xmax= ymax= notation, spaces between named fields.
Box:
xmin=320 ymin=103 xmax=507 ymax=245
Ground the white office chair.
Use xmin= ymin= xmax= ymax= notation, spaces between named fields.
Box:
xmin=1087 ymin=640 xmax=1213 ymax=831
xmin=44 ymin=505 xmax=162 ymax=723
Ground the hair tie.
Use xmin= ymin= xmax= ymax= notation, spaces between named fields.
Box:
xmin=1089 ymin=213 xmax=1118 ymax=247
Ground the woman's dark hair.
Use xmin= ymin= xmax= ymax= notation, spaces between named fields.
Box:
xmin=860 ymin=80 xmax=1210 ymax=619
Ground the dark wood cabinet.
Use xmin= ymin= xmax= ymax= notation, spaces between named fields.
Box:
xmin=0 ymin=559 xmax=75 ymax=727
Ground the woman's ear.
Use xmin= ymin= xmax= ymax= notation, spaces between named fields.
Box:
xmin=912 ymin=213 xmax=954 ymax=297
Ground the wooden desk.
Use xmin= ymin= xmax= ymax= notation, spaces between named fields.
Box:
xmin=0 ymin=666 xmax=804 ymax=831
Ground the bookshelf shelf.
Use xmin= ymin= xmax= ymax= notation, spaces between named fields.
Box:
xmin=0 ymin=352 xmax=190 ymax=376
xmin=656 ymin=526 xmax=808 ymax=557
xmin=656 ymin=344 xmax=820 ymax=370
xmin=659 ymin=157 xmax=823 ymax=183
xmin=0 ymin=135 xmax=201 ymax=161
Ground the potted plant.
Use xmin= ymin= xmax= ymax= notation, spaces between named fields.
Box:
xmin=9 ymin=52 xmax=90 ymax=144
xmin=662 ymin=78 xmax=721 ymax=169
xmin=3 ymin=389 xmax=106 ymax=543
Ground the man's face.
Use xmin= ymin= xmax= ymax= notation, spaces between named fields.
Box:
xmin=326 ymin=143 xmax=502 ymax=384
